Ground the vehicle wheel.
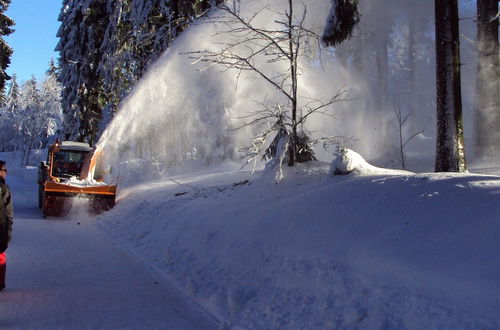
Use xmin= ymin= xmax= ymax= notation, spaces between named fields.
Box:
xmin=38 ymin=185 xmax=43 ymax=208
xmin=41 ymin=190 xmax=48 ymax=218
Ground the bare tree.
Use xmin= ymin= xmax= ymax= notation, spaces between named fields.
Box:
xmin=188 ymin=1 xmax=351 ymax=171
xmin=392 ymin=96 xmax=424 ymax=170
xmin=434 ymin=0 xmax=466 ymax=172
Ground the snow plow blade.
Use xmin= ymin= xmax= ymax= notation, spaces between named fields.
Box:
xmin=42 ymin=181 xmax=117 ymax=217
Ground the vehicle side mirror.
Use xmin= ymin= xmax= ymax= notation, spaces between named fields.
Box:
xmin=38 ymin=161 xmax=49 ymax=183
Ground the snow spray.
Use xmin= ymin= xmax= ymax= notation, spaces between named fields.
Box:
xmin=96 ymin=0 xmax=428 ymax=182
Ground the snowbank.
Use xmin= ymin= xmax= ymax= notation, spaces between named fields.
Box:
xmin=95 ymin=160 xmax=500 ymax=329
xmin=331 ymin=147 xmax=412 ymax=175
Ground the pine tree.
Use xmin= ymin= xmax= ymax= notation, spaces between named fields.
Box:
xmin=99 ymin=0 xmax=173 ymax=106
xmin=46 ymin=57 xmax=58 ymax=77
xmin=98 ymin=0 xmax=130 ymax=114
xmin=77 ymin=0 xmax=108 ymax=146
xmin=56 ymin=0 xmax=83 ymax=140
xmin=129 ymin=0 xmax=174 ymax=76
xmin=0 ymin=0 xmax=14 ymax=104
xmin=434 ymin=0 xmax=466 ymax=172
xmin=98 ymin=0 xmax=210 ymax=121
xmin=56 ymin=0 xmax=108 ymax=146
xmin=0 ymin=73 xmax=18 ymax=151
xmin=57 ymin=0 xmax=221 ymax=143
xmin=19 ymin=77 xmax=43 ymax=164
xmin=322 ymin=0 xmax=360 ymax=47
xmin=4 ymin=72 xmax=18 ymax=113
xmin=0 ymin=66 xmax=63 ymax=156
xmin=40 ymin=63 xmax=64 ymax=147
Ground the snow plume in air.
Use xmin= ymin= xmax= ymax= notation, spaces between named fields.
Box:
xmin=97 ymin=0 xmax=477 ymax=182
xmin=96 ymin=0 xmax=348 ymax=182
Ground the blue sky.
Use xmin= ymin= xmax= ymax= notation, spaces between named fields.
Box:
xmin=5 ymin=1 xmax=61 ymax=84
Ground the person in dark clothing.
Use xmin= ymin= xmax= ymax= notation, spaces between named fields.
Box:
xmin=0 ymin=160 xmax=13 ymax=291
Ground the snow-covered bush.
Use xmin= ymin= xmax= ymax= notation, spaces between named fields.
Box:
xmin=331 ymin=147 xmax=412 ymax=175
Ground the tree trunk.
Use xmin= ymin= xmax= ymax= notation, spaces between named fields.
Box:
xmin=434 ymin=0 xmax=466 ymax=172
xmin=474 ymin=0 xmax=500 ymax=159
xmin=24 ymin=140 xmax=33 ymax=166
xmin=288 ymin=0 xmax=298 ymax=166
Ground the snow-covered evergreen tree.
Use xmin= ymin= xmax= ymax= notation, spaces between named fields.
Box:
xmin=3 ymin=72 xmax=18 ymax=113
xmin=18 ymin=76 xmax=44 ymax=164
xmin=0 ymin=0 xmax=15 ymax=104
xmin=57 ymin=0 xmax=184 ymax=144
xmin=98 ymin=0 xmax=131 ymax=124
xmin=40 ymin=62 xmax=64 ymax=147
xmin=323 ymin=0 xmax=360 ymax=47
xmin=98 ymin=0 xmax=174 ymax=121
xmin=0 ymin=68 xmax=63 ymax=163
xmin=19 ymin=74 xmax=63 ymax=164
xmin=56 ymin=0 xmax=108 ymax=146
xmin=77 ymin=0 xmax=108 ymax=146
xmin=55 ymin=0 xmax=219 ymax=145
xmin=0 ymin=73 xmax=19 ymax=151
xmin=56 ymin=0 xmax=83 ymax=141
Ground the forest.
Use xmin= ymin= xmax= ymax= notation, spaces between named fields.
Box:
xmin=0 ymin=0 xmax=498 ymax=174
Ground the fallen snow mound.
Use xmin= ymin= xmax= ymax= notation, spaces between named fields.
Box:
xmin=331 ymin=148 xmax=412 ymax=175
xmin=65 ymin=176 xmax=108 ymax=187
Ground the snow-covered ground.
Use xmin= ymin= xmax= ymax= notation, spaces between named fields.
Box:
xmin=0 ymin=157 xmax=217 ymax=330
xmin=1 ymin=150 xmax=500 ymax=329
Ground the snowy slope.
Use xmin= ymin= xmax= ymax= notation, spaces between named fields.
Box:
xmin=90 ymin=150 xmax=500 ymax=329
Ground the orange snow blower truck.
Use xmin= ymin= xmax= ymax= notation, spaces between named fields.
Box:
xmin=37 ymin=140 xmax=117 ymax=217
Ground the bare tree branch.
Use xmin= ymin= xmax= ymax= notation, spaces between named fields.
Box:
xmin=185 ymin=1 xmax=352 ymax=170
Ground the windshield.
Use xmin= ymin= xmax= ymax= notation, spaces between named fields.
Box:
xmin=52 ymin=151 xmax=88 ymax=178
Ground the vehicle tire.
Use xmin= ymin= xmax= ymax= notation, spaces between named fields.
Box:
xmin=38 ymin=185 xmax=43 ymax=208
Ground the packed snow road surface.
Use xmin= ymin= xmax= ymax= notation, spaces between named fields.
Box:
xmin=0 ymin=167 xmax=218 ymax=330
